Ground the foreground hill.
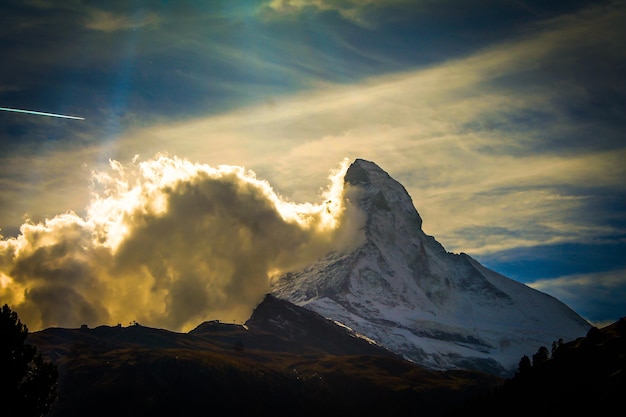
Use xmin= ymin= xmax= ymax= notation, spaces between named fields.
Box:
xmin=25 ymin=297 xmax=624 ymax=416
xmin=448 ymin=317 xmax=626 ymax=415
xmin=27 ymin=295 xmax=501 ymax=417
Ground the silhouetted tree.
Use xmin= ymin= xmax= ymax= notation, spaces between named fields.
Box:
xmin=551 ymin=338 xmax=564 ymax=358
xmin=517 ymin=355 xmax=531 ymax=375
xmin=0 ymin=304 xmax=58 ymax=416
xmin=532 ymin=346 xmax=550 ymax=367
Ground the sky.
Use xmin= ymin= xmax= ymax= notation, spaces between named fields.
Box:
xmin=1 ymin=0 xmax=624 ymax=331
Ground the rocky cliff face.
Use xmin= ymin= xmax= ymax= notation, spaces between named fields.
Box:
xmin=271 ymin=158 xmax=591 ymax=376
xmin=245 ymin=294 xmax=398 ymax=357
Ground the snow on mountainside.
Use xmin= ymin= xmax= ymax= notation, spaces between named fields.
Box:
xmin=271 ymin=158 xmax=591 ymax=376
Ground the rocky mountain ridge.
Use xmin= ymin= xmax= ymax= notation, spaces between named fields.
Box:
xmin=271 ymin=158 xmax=591 ymax=376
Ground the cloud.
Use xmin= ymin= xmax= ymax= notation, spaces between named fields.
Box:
xmin=527 ymin=269 xmax=626 ymax=327
xmin=262 ymin=0 xmax=418 ymax=26
xmin=6 ymin=0 xmax=623 ymax=256
xmin=101 ymin=0 xmax=625 ymax=257
xmin=3 ymin=1 xmax=623 ymax=259
xmin=264 ymin=0 xmax=372 ymax=20
xmin=84 ymin=9 xmax=162 ymax=32
xmin=0 ymin=155 xmax=365 ymax=332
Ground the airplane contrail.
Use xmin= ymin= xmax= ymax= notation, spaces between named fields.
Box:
xmin=0 ymin=107 xmax=85 ymax=120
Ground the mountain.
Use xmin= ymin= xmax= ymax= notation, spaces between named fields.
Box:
xmin=244 ymin=293 xmax=398 ymax=357
xmin=27 ymin=299 xmax=502 ymax=417
xmin=271 ymin=158 xmax=591 ymax=376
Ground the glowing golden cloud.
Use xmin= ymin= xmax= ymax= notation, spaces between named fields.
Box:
xmin=0 ymin=155 xmax=364 ymax=332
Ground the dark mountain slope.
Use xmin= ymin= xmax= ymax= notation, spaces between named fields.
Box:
xmin=448 ymin=316 xmax=626 ymax=416
xmin=244 ymin=294 xmax=398 ymax=357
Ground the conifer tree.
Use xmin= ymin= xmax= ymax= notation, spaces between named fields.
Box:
xmin=532 ymin=346 xmax=550 ymax=367
xmin=517 ymin=354 xmax=532 ymax=375
xmin=0 ymin=304 xmax=58 ymax=417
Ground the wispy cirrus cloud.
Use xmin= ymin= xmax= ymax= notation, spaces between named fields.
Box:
xmin=528 ymin=269 xmax=626 ymax=327
xmin=262 ymin=0 xmax=394 ymax=26
xmin=84 ymin=9 xmax=162 ymax=32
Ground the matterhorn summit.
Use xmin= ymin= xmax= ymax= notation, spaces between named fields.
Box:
xmin=271 ymin=158 xmax=591 ymax=376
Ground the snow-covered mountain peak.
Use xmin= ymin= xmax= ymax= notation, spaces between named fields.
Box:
xmin=345 ymin=158 xmax=423 ymax=233
xmin=272 ymin=158 xmax=591 ymax=376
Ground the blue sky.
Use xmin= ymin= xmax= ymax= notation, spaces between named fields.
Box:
xmin=1 ymin=0 xmax=624 ymax=330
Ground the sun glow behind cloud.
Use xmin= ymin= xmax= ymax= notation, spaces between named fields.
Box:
xmin=0 ymin=155 xmax=363 ymax=332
